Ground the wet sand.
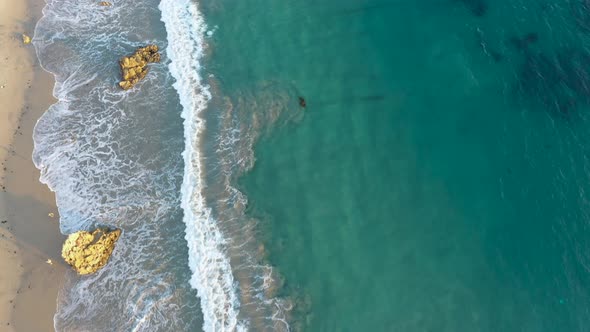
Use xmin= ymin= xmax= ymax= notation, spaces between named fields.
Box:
xmin=0 ymin=0 xmax=66 ymax=330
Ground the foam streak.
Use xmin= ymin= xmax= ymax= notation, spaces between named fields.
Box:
xmin=159 ymin=1 xmax=246 ymax=330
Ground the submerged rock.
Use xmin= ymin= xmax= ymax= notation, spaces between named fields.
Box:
xmin=61 ymin=228 xmax=121 ymax=275
xmin=118 ymin=45 xmax=161 ymax=90
xmin=299 ymin=96 xmax=306 ymax=108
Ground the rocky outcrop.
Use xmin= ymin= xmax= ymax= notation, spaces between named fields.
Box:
xmin=118 ymin=45 xmax=160 ymax=90
xmin=62 ymin=228 xmax=121 ymax=275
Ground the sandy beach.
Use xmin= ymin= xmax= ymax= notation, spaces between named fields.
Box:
xmin=0 ymin=0 xmax=66 ymax=331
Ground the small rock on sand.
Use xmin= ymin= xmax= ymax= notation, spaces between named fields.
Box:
xmin=22 ymin=34 xmax=31 ymax=44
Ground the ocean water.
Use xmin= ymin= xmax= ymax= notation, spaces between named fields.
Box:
xmin=230 ymin=1 xmax=590 ymax=331
xmin=31 ymin=0 xmax=590 ymax=331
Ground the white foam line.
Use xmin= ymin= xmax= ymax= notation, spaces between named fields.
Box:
xmin=159 ymin=1 xmax=247 ymax=331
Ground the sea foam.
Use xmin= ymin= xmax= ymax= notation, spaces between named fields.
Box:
xmin=32 ymin=0 xmax=201 ymax=330
xmin=159 ymin=0 xmax=247 ymax=330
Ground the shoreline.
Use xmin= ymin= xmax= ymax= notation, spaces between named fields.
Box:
xmin=0 ymin=0 xmax=66 ymax=330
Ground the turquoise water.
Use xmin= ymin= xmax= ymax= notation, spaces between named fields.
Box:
xmin=202 ymin=0 xmax=590 ymax=330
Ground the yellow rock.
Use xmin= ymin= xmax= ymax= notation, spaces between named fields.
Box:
xmin=22 ymin=34 xmax=31 ymax=44
xmin=61 ymin=228 xmax=121 ymax=275
xmin=119 ymin=81 xmax=132 ymax=90
xmin=118 ymin=45 xmax=160 ymax=90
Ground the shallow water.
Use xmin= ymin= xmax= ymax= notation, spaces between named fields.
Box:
xmin=33 ymin=0 xmax=201 ymax=330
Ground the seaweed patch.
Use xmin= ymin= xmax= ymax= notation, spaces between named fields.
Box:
xmin=515 ymin=48 xmax=590 ymax=116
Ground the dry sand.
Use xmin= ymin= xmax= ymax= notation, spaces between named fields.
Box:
xmin=0 ymin=0 xmax=67 ymax=331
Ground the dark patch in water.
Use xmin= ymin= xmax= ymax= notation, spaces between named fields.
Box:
xmin=508 ymin=32 xmax=539 ymax=51
xmin=457 ymin=0 xmax=488 ymax=17
xmin=516 ymin=48 xmax=590 ymax=117
xmin=314 ymin=94 xmax=387 ymax=108
xmin=489 ymin=50 xmax=504 ymax=62
xmin=299 ymin=96 xmax=306 ymax=108
xmin=359 ymin=95 xmax=385 ymax=101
